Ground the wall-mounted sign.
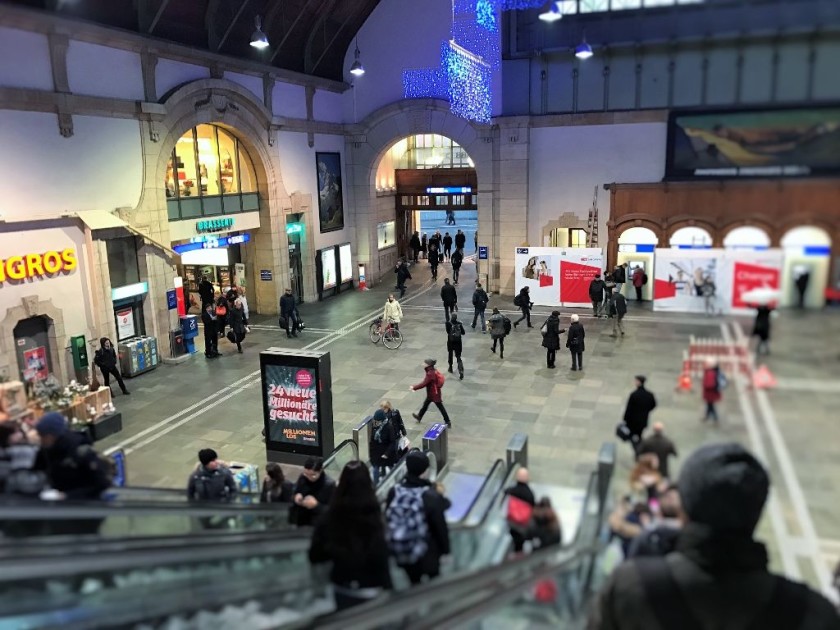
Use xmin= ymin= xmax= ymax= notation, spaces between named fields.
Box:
xmin=166 ymin=289 xmax=177 ymax=310
xmin=0 ymin=248 xmax=77 ymax=283
xmin=478 ymin=245 xmax=488 ymax=260
xmin=173 ymin=233 xmax=251 ymax=254
xmin=286 ymin=223 xmax=304 ymax=235
xmin=426 ymin=186 xmax=472 ymax=194
xmin=260 ymin=269 xmax=273 ymax=281
xmin=116 ymin=308 xmax=136 ymax=340
xmin=196 ymin=218 xmax=234 ymax=233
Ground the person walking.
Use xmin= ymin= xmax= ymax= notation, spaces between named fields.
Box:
xmin=514 ymin=286 xmax=533 ymax=328
xmin=409 ymin=231 xmax=422 ymax=263
xmin=455 ymin=229 xmax=466 ymax=251
xmin=201 ymin=303 xmax=219 ymax=358
xmin=795 ymin=270 xmax=810 ymax=309
xmin=623 ymin=375 xmax=658 ymax=454
xmin=445 ymin=313 xmax=466 ymax=380
xmin=386 ymin=450 xmax=451 ymax=585
xmin=383 ymin=294 xmax=403 ymax=332
xmin=632 ymin=266 xmax=645 ymax=302
xmin=450 ymin=248 xmax=464 ymax=285
xmin=701 ymin=275 xmax=717 ymax=317
xmin=638 ymin=422 xmax=678 ymax=480
xmin=590 ymin=443 xmax=840 ymax=630
xmin=215 ymin=294 xmax=228 ymax=339
xmin=566 ymin=314 xmax=585 ymax=371
xmin=488 ymin=307 xmax=507 ymax=359
xmin=440 ymin=278 xmax=458 ymax=322
xmin=504 ymin=467 xmax=536 ymax=554
xmin=428 ymin=242 xmax=440 ymax=281
xmin=187 ymin=448 xmax=237 ymax=501
xmin=442 ymin=232 xmax=453 ymax=260
xmin=227 ymin=298 xmax=247 ymax=353
xmin=702 ymin=359 xmax=723 ymax=424
xmin=471 ymin=282 xmax=489 ymax=333
xmin=613 ymin=263 xmax=627 ymax=298
xmin=589 ymin=273 xmax=607 ymax=317
xmin=395 ymin=257 xmax=412 ymax=298
xmin=369 ymin=409 xmax=396 ymax=484
xmin=540 ymin=310 xmax=565 ymax=369
xmin=93 ymin=338 xmax=129 ymax=395
xmin=429 ymin=231 xmax=441 ymax=254
xmin=410 ymin=359 xmax=451 ymax=428
xmin=280 ymin=287 xmax=300 ymax=338
xmin=289 ymin=457 xmax=336 ymax=527
xmin=752 ymin=303 xmax=773 ymax=356
xmin=420 ymin=233 xmax=428 ymax=260
xmin=198 ymin=274 xmax=215 ymax=310
xmin=610 ymin=291 xmax=628 ymax=337
xmin=310 ymin=461 xmax=393 ymax=610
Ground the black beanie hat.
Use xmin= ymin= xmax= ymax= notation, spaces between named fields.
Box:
xmin=678 ymin=443 xmax=769 ymax=535
xmin=406 ymin=450 xmax=430 ymax=476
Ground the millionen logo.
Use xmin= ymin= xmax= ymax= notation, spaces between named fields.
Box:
xmin=0 ymin=248 xmax=77 ymax=283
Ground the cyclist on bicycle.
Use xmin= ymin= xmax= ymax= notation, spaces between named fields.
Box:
xmin=383 ymin=294 xmax=403 ymax=331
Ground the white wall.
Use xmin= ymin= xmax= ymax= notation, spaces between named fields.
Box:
xmin=273 ymin=82 xmax=307 ymax=119
xmin=156 ymin=59 xmax=211 ymax=97
xmin=527 ymin=122 xmax=668 ymax=244
xmin=67 ymin=41 xmax=144 ymax=101
xmin=0 ymin=111 xmax=143 ymax=219
xmin=223 ymin=71 xmax=264 ymax=105
xmin=313 ymin=89 xmax=344 ymax=124
xmin=0 ymin=27 xmax=53 ymax=90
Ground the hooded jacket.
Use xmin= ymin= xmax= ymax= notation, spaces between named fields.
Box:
xmin=94 ymin=338 xmax=118 ymax=371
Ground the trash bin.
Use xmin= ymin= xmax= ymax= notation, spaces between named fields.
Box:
xmin=169 ymin=329 xmax=185 ymax=357
xmin=421 ymin=423 xmax=448 ymax=474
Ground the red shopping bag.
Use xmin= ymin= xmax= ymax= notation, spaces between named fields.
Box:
xmin=539 ymin=274 xmax=554 ymax=287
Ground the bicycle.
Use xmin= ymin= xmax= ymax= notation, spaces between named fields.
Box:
xmin=369 ymin=317 xmax=403 ymax=349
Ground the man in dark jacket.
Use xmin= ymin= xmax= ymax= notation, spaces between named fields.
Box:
xmin=514 ymin=286 xmax=533 ymax=328
xmin=201 ymin=303 xmax=219 ymax=358
xmin=35 ymin=412 xmax=111 ymax=500
xmin=638 ymin=422 xmax=678 ymax=479
xmin=395 ymin=257 xmax=412 ymax=298
xmin=410 ymin=359 xmax=451 ymax=427
xmin=623 ymin=376 xmax=657 ymax=453
xmin=589 ymin=273 xmax=607 ymax=317
xmin=450 ymin=248 xmax=464 ymax=285
xmin=187 ymin=448 xmax=237 ymax=501
xmin=471 ymin=282 xmax=489 ymax=333
xmin=409 ymin=231 xmax=422 ymax=262
xmin=445 ymin=313 xmax=466 ymax=380
xmin=279 ymin=288 xmax=300 ymax=338
xmin=504 ymin=467 xmax=536 ymax=553
xmin=94 ymin=337 xmax=129 ymax=395
xmin=386 ymin=450 xmax=451 ymax=585
xmin=442 ymin=232 xmax=453 ymax=260
xmin=198 ymin=274 xmax=215 ymax=310
xmin=455 ymin=229 xmax=466 ymax=251
xmin=428 ymin=242 xmax=440 ymax=281
xmin=589 ymin=443 xmax=840 ymax=630
xmin=289 ymin=457 xmax=336 ymax=527
xmin=613 ymin=263 xmax=627 ymax=297
xmin=610 ymin=292 xmax=628 ymax=337
xmin=440 ymin=278 xmax=458 ymax=322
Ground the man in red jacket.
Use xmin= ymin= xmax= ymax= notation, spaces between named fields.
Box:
xmin=410 ymin=359 xmax=451 ymax=428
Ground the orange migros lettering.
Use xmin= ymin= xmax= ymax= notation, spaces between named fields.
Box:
xmin=0 ymin=248 xmax=78 ymax=283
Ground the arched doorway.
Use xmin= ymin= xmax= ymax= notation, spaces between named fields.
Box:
xmin=617 ymin=227 xmax=659 ymax=301
xmin=780 ymin=225 xmax=832 ymax=308
xmin=670 ymin=227 xmax=712 ymax=248
xmin=723 ymin=226 xmax=771 ymax=249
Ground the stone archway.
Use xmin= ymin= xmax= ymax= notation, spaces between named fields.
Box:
xmin=0 ymin=296 xmax=68 ymax=384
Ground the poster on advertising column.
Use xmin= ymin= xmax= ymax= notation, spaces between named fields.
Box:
xmin=559 ymin=248 xmax=605 ymax=308
xmin=653 ymin=249 xmax=723 ymax=313
xmin=724 ymin=249 xmax=784 ymax=313
xmin=260 ymin=349 xmax=334 ymax=464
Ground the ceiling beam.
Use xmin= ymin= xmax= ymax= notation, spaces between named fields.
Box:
xmin=147 ymin=0 xmax=173 ymax=34
xmin=302 ymin=0 xmax=343 ymax=74
xmin=270 ymin=0 xmax=323 ymax=64
xmin=308 ymin=10 xmax=358 ymax=75
xmin=216 ymin=0 xmax=252 ymax=51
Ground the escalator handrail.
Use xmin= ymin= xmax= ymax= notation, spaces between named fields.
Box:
xmin=451 ymin=458 xmax=510 ymax=528
xmin=322 ymin=438 xmax=359 ymax=471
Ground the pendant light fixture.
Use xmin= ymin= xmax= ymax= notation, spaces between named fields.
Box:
xmin=538 ymin=1 xmax=563 ymax=23
xmin=575 ymin=32 xmax=593 ymax=59
xmin=349 ymin=40 xmax=365 ymax=77
xmin=250 ymin=15 xmax=269 ymax=49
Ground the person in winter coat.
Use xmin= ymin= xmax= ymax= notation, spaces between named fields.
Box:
xmin=187 ymin=448 xmax=237 ymax=501
xmin=442 ymin=232 xmax=453 ymax=260
xmin=488 ymin=307 xmax=507 ymax=359
xmin=589 ymin=443 xmax=840 ymax=630
xmin=227 ymin=298 xmax=247 ymax=353
xmin=440 ymin=278 xmax=458 ymax=322
xmin=369 ymin=409 xmax=396 ymax=484
xmin=428 ymin=242 xmax=440 ymax=280
xmin=236 ymin=287 xmax=250 ymax=329
xmin=260 ymin=462 xmax=294 ymax=504
xmin=201 ymin=303 xmax=219 ymax=358
xmin=409 ymin=231 xmax=422 ymax=262
xmin=632 ymin=266 xmax=645 ymax=302
xmin=610 ymin=292 xmax=628 ymax=336
xmin=613 ymin=263 xmax=627 ymax=297
xmin=751 ymin=304 xmax=773 ymax=356
xmin=289 ymin=457 xmax=336 ymax=527
xmin=429 ymin=231 xmax=441 ymax=253
xmin=514 ymin=286 xmax=533 ymax=328
xmin=385 ymin=450 xmax=451 ymax=585
xmin=623 ymin=376 xmax=658 ymax=453
xmin=540 ymin=310 xmax=566 ymax=369
xmin=589 ymin=273 xmax=607 ymax=317
xmin=0 ymin=421 xmax=43 ymax=496
xmin=310 ymin=461 xmax=393 ymax=610
xmin=455 ymin=229 xmax=466 ymax=251
xmin=566 ymin=314 xmax=585 ymax=371
xmin=381 ymin=400 xmax=408 ymax=460
xmin=637 ymin=422 xmax=678 ymax=479
xmin=280 ymin=288 xmax=300 ymax=338
xmin=471 ymin=282 xmax=489 ymax=332
xmin=445 ymin=313 xmax=466 ymax=380
xmin=450 ymin=248 xmax=464 ymax=285
xmin=198 ymin=274 xmax=215 ymax=310
xmin=532 ymin=497 xmax=563 ymax=549
xmin=702 ymin=358 xmax=723 ymax=423
xmin=94 ymin=338 xmax=129 ymax=395
xmin=395 ymin=257 xmax=412 ymax=298
xmin=504 ymin=467 xmax=536 ymax=553
xmin=383 ymin=294 xmax=403 ymax=331
xmin=420 ymin=233 xmax=428 ymax=260
xmin=409 ymin=359 xmax=451 ymax=427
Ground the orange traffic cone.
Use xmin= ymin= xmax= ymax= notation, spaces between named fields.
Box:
xmin=752 ymin=365 xmax=777 ymax=389
xmin=676 ymin=370 xmax=693 ymax=392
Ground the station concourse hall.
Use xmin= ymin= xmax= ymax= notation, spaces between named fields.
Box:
xmin=1 ymin=0 xmax=840 ymax=627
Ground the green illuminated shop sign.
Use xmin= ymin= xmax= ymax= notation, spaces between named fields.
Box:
xmin=286 ymin=223 xmax=304 ymax=235
xmin=196 ymin=218 xmax=234 ymax=233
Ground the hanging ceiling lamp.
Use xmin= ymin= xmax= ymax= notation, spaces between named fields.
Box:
xmin=575 ymin=32 xmax=593 ymax=59
xmin=538 ymin=1 xmax=563 ymax=22
xmin=349 ymin=40 xmax=365 ymax=77
xmin=250 ymin=15 xmax=269 ymax=49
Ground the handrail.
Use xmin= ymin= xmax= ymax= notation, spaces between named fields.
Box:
xmin=322 ymin=438 xmax=358 ymax=471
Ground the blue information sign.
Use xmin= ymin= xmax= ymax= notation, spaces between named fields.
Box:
xmin=423 ymin=423 xmax=447 ymax=440
xmin=478 ymin=246 xmax=488 ymax=260
xmin=260 ymin=270 xmax=273 ymax=281
xmin=166 ymin=289 xmax=177 ymax=310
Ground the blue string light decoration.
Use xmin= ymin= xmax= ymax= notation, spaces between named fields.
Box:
xmin=445 ymin=42 xmax=492 ymax=123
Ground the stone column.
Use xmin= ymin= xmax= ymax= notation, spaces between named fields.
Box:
xmin=494 ymin=118 xmax=530 ymax=295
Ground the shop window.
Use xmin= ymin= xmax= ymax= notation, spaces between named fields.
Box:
xmin=195 ymin=124 xmax=221 ymax=196
xmin=569 ymin=229 xmax=587 ymax=248
xmin=378 ymin=221 xmax=396 ymax=249
xmin=107 ymin=237 xmax=140 ymax=288
xmin=217 ymin=128 xmax=239 ymax=194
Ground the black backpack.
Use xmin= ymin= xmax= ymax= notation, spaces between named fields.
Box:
xmin=513 ymin=294 xmax=522 ymax=307
xmin=448 ymin=322 xmax=464 ymax=341
xmin=502 ymin=316 xmax=512 ymax=336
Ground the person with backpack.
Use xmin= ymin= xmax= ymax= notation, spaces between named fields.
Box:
xmin=187 ymin=448 xmax=237 ymax=501
xmin=445 ymin=313 xmax=466 ymax=380
xmin=471 ymin=282 xmax=489 ymax=333
xmin=450 ymin=248 xmax=464 ymax=285
xmin=488 ymin=307 xmax=509 ymax=359
xmin=410 ymin=359 xmax=451 ymax=428
xmin=590 ymin=443 xmax=840 ymax=630
xmin=369 ymin=409 xmax=396 ymax=484
xmin=632 ymin=266 xmax=645 ymax=302
xmin=613 ymin=263 xmax=627 ymax=298
xmin=94 ymin=337 xmax=130 ymax=396
xmin=589 ymin=273 xmax=607 ymax=317
xmin=386 ymin=450 xmax=451 ymax=585
xmin=442 ymin=232 xmax=453 ymax=260
xmin=566 ymin=314 xmax=585 ymax=371
xmin=440 ymin=278 xmax=458 ymax=322
xmin=540 ymin=310 xmax=565 ymax=369
xmin=610 ymin=291 xmax=628 ymax=337
xmin=702 ymin=358 xmax=724 ymax=424
xmin=310 ymin=461 xmax=393 ymax=610
xmin=513 ymin=286 xmax=533 ymax=328
xmin=504 ymin=467 xmax=536 ymax=554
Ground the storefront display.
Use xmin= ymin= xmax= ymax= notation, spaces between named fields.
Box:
xmin=321 ymin=248 xmax=337 ymax=290
xmin=339 ymin=243 xmax=354 ymax=285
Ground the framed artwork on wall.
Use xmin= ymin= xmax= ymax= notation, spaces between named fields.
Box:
xmin=316 ymin=152 xmax=344 ymax=233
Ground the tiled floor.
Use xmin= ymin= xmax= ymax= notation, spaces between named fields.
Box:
xmin=97 ymin=255 xmax=840 ymax=597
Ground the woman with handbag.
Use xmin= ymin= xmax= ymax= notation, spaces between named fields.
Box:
xmin=504 ymin=467 xmax=536 ymax=555
xmin=226 ymin=299 xmax=247 ymax=354
xmin=540 ymin=310 xmax=565 ymax=369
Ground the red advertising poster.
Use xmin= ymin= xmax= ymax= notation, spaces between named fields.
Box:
xmin=23 ymin=346 xmax=49 ymax=381
xmin=560 ymin=259 xmax=601 ymax=305
xmin=731 ymin=261 xmax=780 ymax=309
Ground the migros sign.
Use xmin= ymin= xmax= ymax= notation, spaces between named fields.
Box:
xmin=0 ymin=248 xmax=77 ymax=283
